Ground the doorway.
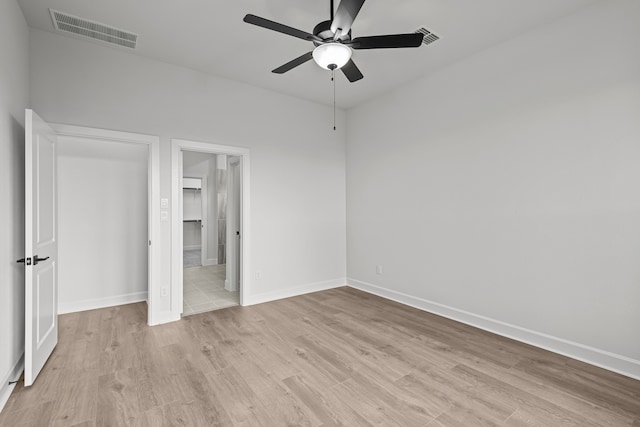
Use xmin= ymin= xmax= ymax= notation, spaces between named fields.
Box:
xmin=182 ymin=174 xmax=208 ymax=269
xmin=57 ymin=136 xmax=148 ymax=314
xmin=180 ymin=151 xmax=239 ymax=315
xmin=171 ymin=139 xmax=250 ymax=319
xmin=51 ymin=123 xmax=161 ymax=325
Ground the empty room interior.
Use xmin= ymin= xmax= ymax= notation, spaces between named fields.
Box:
xmin=1 ymin=0 xmax=639 ymax=425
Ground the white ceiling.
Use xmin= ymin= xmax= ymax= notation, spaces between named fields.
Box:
xmin=18 ymin=0 xmax=599 ymax=109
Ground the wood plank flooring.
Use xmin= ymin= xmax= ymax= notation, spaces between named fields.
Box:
xmin=1 ymin=287 xmax=638 ymax=426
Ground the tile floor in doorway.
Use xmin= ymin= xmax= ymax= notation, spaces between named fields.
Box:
xmin=183 ymin=264 xmax=239 ymax=316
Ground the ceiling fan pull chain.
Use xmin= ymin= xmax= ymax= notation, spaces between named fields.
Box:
xmin=332 ymin=69 xmax=336 ymax=131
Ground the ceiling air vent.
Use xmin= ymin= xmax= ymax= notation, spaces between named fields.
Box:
xmin=49 ymin=9 xmax=138 ymax=49
xmin=415 ymin=27 xmax=440 ymax=46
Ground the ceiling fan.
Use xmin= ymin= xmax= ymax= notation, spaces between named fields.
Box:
xmin=243 ymin=0 xmax=424 ymax=82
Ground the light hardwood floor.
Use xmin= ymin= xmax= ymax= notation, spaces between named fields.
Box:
xmin=1 ymin=287 xmax=639 ymax=426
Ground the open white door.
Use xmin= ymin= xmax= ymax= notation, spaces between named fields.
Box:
xmin=226 ymin=157 xmax=241 ymax=292
xmin=23 ymin=109 xmax=58 ymax=387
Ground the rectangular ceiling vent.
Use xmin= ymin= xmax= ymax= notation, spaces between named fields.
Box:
xmin=49 ymin=9 xmax=138 ymax=49
xmin=415 ymin=27 xmax=440 ymax=46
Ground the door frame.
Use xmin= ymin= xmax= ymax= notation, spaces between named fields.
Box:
xmin=50 ymin=123 xmax=162 ymax=325
xmin=171 ymin=139 xmax=251 ymax=318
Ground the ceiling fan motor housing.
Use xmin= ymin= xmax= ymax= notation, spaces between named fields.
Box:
xmin=313 ymin=20 xmax=351 ymax=46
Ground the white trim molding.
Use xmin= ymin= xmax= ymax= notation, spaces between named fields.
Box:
xmin=58 ymin=291 xmax=148 ymax=315
xmin=347 ymin=278 xmax=640 ymax=381
xmin=245 ymin=278 xmax=346 ymax=306
xmin=51 ymin=123 xmax=161 ymax=326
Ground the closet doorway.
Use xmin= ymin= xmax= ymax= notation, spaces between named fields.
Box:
xmin=172 ymin=140 xmax=249 ymax=318
xmin=182 ymin=174 xmax=208 ymax=269
xmin=52 ymin=123 xmax=161 ymax=325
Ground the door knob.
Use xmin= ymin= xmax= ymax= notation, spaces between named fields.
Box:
xmin=33 ymin=255 xmax=50 ymax=266
xmin=17 ymin=257 xmax=32 ymax=265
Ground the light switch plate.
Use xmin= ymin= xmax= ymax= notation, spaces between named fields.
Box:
xmin=160 ymin=198 xmax=169 ymax=209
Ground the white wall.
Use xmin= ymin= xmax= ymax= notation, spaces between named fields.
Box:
xmin=346 ymin=0 xmax=640 ymax=376
xmin=183 ymin=221 xmax=201 ymax=249
xmin=29 ymin=28 xmax=347 ymax=311
xmin=57 ymin=137 xmax=148 ymax=313
xmin=0 ymin=0 xmax=29 ymax=411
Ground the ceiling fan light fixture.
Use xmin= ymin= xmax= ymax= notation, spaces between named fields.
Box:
xmin=312 ymin=43 xmax=352 ymax=70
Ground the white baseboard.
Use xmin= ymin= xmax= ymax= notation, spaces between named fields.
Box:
xmin=245 ymin=278 xmax=346 ymax=306
xmin=58 ymin=291 xmax=148 ymax=314
xmin=183 ymin=245 xmax=201 ymax=251
xmin=203 ymin=258 xmax=217 ymax=266
xmin=0 ymin=353 xmax=23 ymax=414
xmin=347 ymin=278 xmax=640 ymax=381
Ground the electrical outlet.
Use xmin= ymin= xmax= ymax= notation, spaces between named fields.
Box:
xmin=255 ymin=270 xmax=262 ymax=280
xmin=376 ymin=265 xmax=383 ymax=275
xmin=161 ymin=287 xmax=168 ymax=297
